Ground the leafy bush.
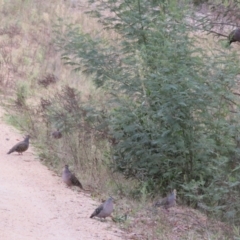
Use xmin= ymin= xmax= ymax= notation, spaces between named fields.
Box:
xmin=54 ymin=0 xmax=240 ymax=223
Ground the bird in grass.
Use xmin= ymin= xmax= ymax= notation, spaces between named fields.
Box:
xmin=154 ymin=189 xmax=177 ymax=209
xmin=7 ymin=135 xmax=30 ymax=155
xmin=62 ymin=165 xmax=83 ymax=189
xmin=228 ymin=28 xmax=240 ymax=45
xmin=90 ymin=197 xmax=114 ymax=220
xmin=51 ymin=129 xmax=62 ymax=139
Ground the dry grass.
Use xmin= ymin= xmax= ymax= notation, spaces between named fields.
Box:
xmin=0 ymin=0 xmax=118 ymax=93
xmin=0 ymin=0 xmax=239 ymax=239
xmin=112 ymin=198 xmax=234 ymax=240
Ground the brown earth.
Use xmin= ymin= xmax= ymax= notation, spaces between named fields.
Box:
xmin=0 ymin=109 xmax=124 ymax=240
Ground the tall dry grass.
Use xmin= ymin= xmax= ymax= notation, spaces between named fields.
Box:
xmin=0 ymin=0 xmax=123 ymax=188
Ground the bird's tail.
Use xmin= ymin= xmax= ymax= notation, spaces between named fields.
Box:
xmin=7 ymin=149 xmax=13 ymax=154
xmin=225 ymin=42 xmax=231 ymax=48
xmin=154 ymin=201 xmax=163 ymax=207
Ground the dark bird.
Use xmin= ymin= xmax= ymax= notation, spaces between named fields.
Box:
xmin=228 ymin=28 xmax=240 ymax=45
xmin=52 ymin=129 xmax=62 ymax=139
xmin=154 ymin=189 xmax=177 ymax=209
xmin=7 ymin=135 xmax=30 ymax=155
xmin=90 ymin=197 xmax=114 ymax=220
xmin=62 ymin=165 xmax=83 ymax=189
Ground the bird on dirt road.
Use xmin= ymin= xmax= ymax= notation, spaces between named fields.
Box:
xmin=90 ymin=197 xmax=114 ymax=220
xmin=62 ymin=165 xmax=83 ymax=189
xmin=51 ymin=129 xmax=62 ymax=139
xmin=228 ymin=28 xmax=240 ymax=45
xmin=154 ymin=189 xmax=177 ymax=209
xmin=7 ymin=135 xmax=30 ymax=155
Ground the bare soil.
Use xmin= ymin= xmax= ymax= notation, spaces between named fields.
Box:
xmin=0 ymin=109 xmax=123 ymax=240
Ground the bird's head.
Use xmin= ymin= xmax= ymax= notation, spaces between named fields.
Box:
xmin=109 ymin=196 xmax=115 ymax=201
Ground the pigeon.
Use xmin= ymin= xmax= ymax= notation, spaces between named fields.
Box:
xmin=62 ymin=165 xmax=83 ymax=189
xmin=52 ymin=129 xmax=62 ymax=139
xmin=7 ymin=135 xmax=30 ymax=155
xmin=154 ymin=189 xmax=177 ymax=209
xmin=228 ymin=28 xmax=240 ymax=45
xmin=90 ymin=197 xmax=114 ymax=220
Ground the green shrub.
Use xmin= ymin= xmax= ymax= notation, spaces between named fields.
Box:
xmin=54 ymin=0 xmax=240 ymax=223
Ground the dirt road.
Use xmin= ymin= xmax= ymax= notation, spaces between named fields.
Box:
xmin=0 ymin=110 xmax=123 ymax=240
